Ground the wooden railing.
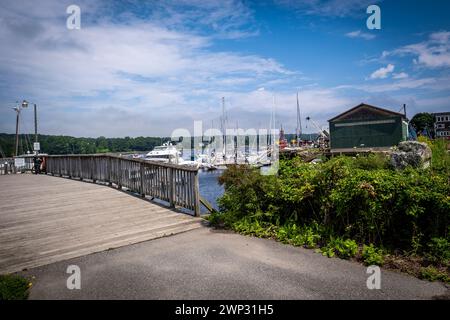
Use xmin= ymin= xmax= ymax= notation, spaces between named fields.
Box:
xmin=45 ymin=154 xmax=201 ymax=216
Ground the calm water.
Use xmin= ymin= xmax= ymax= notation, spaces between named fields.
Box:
xmin=181 ymin=149 xmax=225 ymax=213
xmin=182 ymin=149 xmax=270 ymax=214
xmin=198 ymin=169 xmax=224 ymax=213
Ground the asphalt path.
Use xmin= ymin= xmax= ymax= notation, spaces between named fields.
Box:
xmin=22 ymin=227 xmax=449 ymax=300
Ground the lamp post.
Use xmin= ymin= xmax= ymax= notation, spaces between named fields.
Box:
xmin=13 ymin=100 xmax=29 ymax=157
xmin=13 ymin=100 xmax=39 ymax=157
xmin=19 ymin=100 xmax=40 ymax=155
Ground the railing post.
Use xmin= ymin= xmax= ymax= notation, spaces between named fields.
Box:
xmin=118 ymin=158 xmax=122 ymax=190
xmin=108 ymin=156 xmax=112 ymax=186
xmin=67 ymin=157 xmax=71 ymax=178
xmin=169 ymin=167 xmax=175 ymax=208
xmin=193 ymin=170 xmax=200 ymax=217
xmin=140 ymin=162 xmax=145 ymax=198
xmin=92 ymin=156 xmax=96 ymax=183
xmin=78 ymin=156 xmax=82 ymax=181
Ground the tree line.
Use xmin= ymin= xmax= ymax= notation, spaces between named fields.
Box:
xmin=0 ymin=133 xmax=168 ymax=157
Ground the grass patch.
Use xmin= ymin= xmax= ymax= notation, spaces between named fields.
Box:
xmin=0 ymin=274 xmax=31 ymax=300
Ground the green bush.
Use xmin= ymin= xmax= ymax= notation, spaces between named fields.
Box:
xmin=321 ymin=238 xmax=358 ymax=259
xmin=215 ymin=157 xmax=450 ymax=253
xmin=0 ymin=274 xmax=30 ymax=300
xmin=361 ymin=244 xmax=385 ymax=266
xmin=232 ymin=218 xmax=277 ymax=238
xmin=277 ymin=222 xmax=321 ymax=248
xmin=426 ymin=238 xmax=450 ymax=265
xmin=352 ymin=153 xmax=391 ymax=170
xmin=419 ymin=137 xmax=450 ymax=174
xmin=419 ymin=266 xmax=450 ymax=283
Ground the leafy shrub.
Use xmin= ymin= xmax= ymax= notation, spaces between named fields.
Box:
xmin=419 ymin=137 xmax=450 ymax=174
xmin=0 ymin=274 xmax=30 ymax=300
xmin=419 ymin=266 xmax=450 ymax=283
xmin=277 ymin=223 xmax=299 ymax=244
xmin=231 ymin=218 xmax=277 ymax=238
xmin=320 ymin=245 xmax=336 ymax=258
xmin=216 ymin=157 xmax=450 ymax=252
xmin=213 ymin=156 xmax=449 ymax=270
xmin=277 ymin=222 xmax=321 ymax=248
xmin=299 ymin=224 xmax=322 ymax=248
xmin=361 ymin=244 xmax=385 ymax=266
xmin=206 ymin=211 xmax=223 ymax=226
xmin=426 ymin=238 xmax=450 ymax=265
xmin=352 ymin=154 xmax=391 ymax=170
xmin=321 ymin=238 xmax=358 ymax=259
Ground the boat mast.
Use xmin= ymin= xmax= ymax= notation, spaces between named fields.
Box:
xmin=268 ymin=95 xmax=276 ymax=149
xmin=296 ymin=91 xmax=302 ymax=146
xmin=221 ymin=97 xmax=227 ymax=159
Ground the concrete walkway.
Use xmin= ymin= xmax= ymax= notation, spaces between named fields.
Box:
xmin=22 ymin=227 xmax=448 ymax=300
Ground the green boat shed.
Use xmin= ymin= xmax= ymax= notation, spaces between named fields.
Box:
xmin=328 ymin=103 xmax=408 ymax=151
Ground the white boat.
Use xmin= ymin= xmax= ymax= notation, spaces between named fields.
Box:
xmin=144 ymin=142 xmax=200 ymax=168
xmin=144 ymin=142 xmax=183 ymax=164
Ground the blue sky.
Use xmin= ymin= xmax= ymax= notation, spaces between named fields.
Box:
xmin=0 ymin=0 xmax=449 ymax=137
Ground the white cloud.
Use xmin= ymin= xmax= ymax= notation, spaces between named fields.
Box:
xmin=336 ymin=77 xmax=440 ymax=93
xmin=392 ymin=72 xmax=409 ymax=79
xmin=0 ymin=1 xmax=309 ymax=136
xmin=370 ymin=64 xmax=395 ymax=79
xmin=0 ymin=1 xmax=446 ymax=137
xmin=345 ymin=30 xmax=376 ymax=40
xmin=387 ymin=31 xmax=450 ymax=68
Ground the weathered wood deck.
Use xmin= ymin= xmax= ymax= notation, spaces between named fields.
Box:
xmin=0 ymin=174 xmax=202 ymax=274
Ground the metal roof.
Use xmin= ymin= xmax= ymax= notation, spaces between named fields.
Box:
xmin=328 ymin=103 xmax=406 ymax=122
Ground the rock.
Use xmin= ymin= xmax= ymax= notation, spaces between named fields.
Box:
xmin=390 ymin=141 xmax=432 ymax=170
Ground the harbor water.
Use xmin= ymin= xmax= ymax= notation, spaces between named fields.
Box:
xmin=198 ymin=169 xmax=225 ymax=213
xmin=182 ymin=149 xmax=224 ymax=213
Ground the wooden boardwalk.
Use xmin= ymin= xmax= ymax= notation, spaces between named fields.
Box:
xmin=0 ymin=174 xmax=202 ymax=274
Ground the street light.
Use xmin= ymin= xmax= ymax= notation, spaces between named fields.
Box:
xmin=12 ymin=100 xmax=39 ymax=157
xmin=13 ymin=101 xmax=25 ymax=157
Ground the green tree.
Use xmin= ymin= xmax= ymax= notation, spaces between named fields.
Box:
xmin=410 ymin=113 xmax=434 ymax=136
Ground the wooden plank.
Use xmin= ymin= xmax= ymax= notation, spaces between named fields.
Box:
xmin=1 ymin=222 xmax=201 ymax=275
xmin=0 ymin=174 xmax=201 ymax=274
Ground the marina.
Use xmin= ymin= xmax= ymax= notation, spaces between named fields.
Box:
xmin=0 ymin=0 xmax=449 ymax=304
